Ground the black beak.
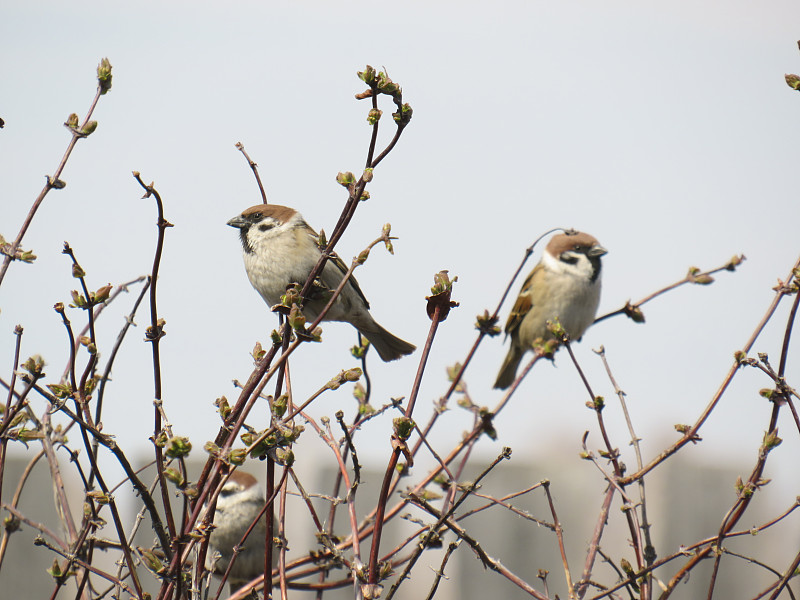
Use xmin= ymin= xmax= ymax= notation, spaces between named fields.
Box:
xmin=227 ymin=215 xmax=248 ymax=229
xmin=588 ymin=244 xmax=608 ymax=258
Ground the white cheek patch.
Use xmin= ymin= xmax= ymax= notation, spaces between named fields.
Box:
xmin=249 ymin=219 xmax=284 ymax=244
xmin=256 ymin=218 xmax=281 ymax=232
xmin=544 ymin=250 xmax=594 ymax=279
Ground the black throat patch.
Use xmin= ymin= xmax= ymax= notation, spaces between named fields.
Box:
xmin=588 ymin=255 xmax=602 ymax=283
xmin=239 ymin=227 xmax=254 ymax=254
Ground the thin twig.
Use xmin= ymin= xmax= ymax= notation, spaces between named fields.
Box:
xmin=593 ymin=255 xmax=745 ymax=325
xmin=235 ymin=142 xmax=268 ymax=204
xmin=410 ymin=229 xmax=561 ymax=462
xmin=367 ymin=297 xmax=448 ymax=586
xmin=0 ymin=63 xmax=111 ymax=287
xmin=595 ymin=346 xmax=656 ymax=590
xmin=132 ymin=172 xmax=177 ymax=562
xmin=565 ymin=341 xmax=646 ymax=588
xmin=619 ymin=255 xmax=800 ymax=486
xmin=577 ymin=485 xmax=615 ymax=598
xmin=424 ymin=541 xmax=461 ymax=600
xmin=542 ymin=480 xmax=575 ymax=599
xmin=408 ymin=494 xmax=550 ymax=600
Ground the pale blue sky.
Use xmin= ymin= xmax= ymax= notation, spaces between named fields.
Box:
xmin=2 ymin=0 xmax=799 ymax=514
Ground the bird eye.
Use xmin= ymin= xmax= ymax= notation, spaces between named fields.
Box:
xmin=251 ymin=212 xmax=262 ymax=220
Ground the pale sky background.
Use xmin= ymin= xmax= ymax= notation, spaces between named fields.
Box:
xmin=2 ymin=0 xmax=800 ymax=551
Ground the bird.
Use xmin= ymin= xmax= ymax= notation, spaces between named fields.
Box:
xmin=227 ymin=204 xmax=416 ymax=362
xmin=493 ymin=231 xmax=607 ymax=390
xmin=206 ymin=471 xmax=270 ymax=593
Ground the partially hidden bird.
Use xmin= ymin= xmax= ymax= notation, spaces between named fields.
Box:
xmin=227 ymin=204 xmax=416 ymax=361
xmin=494 ymin=231 xmax=607 ymax=389
xmin=206 ymin=471 xmax=270 ymax=593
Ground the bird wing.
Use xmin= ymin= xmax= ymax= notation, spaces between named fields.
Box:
xmin=307 ymin=228 xmax=371 ymax=310
xmin=504 ymin=270 xmax=535 ymax=336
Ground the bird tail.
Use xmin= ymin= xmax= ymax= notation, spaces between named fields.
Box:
xmin=356 ymin=321 xmax=416 ymax=362
xmin=493 ymin=347 xmax=523 ymax=390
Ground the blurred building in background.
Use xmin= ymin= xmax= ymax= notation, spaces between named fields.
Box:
xmin=2 ymin=452 xmax=796 ymax=599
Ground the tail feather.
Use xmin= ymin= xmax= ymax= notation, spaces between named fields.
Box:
xmin=494 ymin=347 xmax=523 ymax=390
xmin=357 ymin=322 xmax=416 ymax=362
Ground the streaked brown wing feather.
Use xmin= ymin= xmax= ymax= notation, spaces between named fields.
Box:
xmin=504 ymin=272 xmax=535 ymax=335
xmin=307 ymin=228 xmax=371 ymax=309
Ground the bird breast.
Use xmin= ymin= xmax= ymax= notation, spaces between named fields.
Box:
xmin=522 ymin=266 xmax=601 ymax=342
xmin=243 ymin=228 xmax=319 ymax=306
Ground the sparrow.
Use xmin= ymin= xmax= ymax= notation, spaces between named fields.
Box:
xmin=493 ymin=231 xmax=607 ymax=390
xmin=227 ymin=204 xmax=416 ymax=362
xmin=206 ymin=471 xmax=269 ymax=593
